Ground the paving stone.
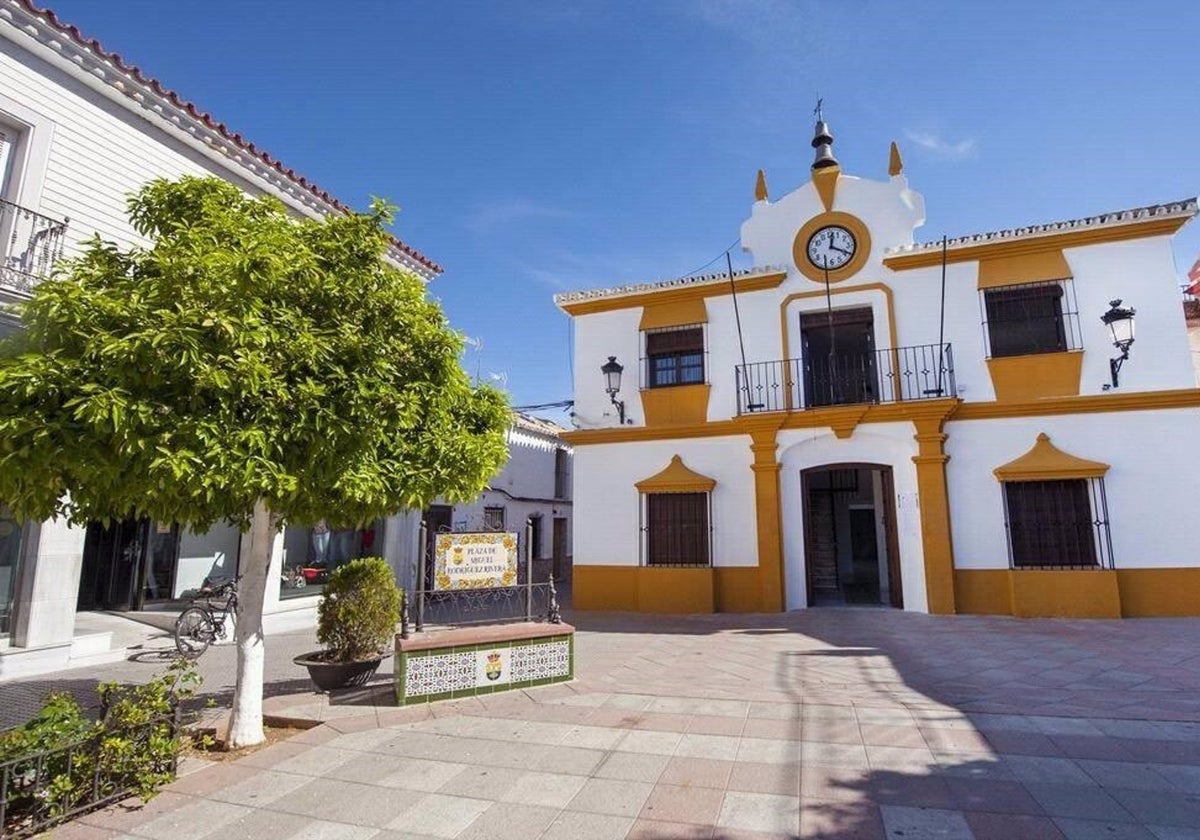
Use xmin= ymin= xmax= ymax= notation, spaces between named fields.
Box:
xmin=616 ymin=729 xmax=685 ymax=756
xmin=963 ymin=811 xmax=1066 ymax=840
xmin=1029 ymin=783 xmax=1138 ymax=822
xmin=1109 ymin=788 xmax=1200 ymax=829
xmin=1053 ymin=818 xmax=1157 ymax=839
xmin=638 ymin=782 xmax=725 ymax=825
xmin=945 ymin=777 xmax=1044 ymax=815
xmin=287 ymin=779 xmax=424 ymax=828
xmin=802 ymin=740 xmax=870 ymax=769
xmin=531 ymin=744 xmax=608 ymax=776
xmin=121 ymin=798 xmax=252 ymax=840
xmin=718 ymin=791 xmax=799 ymax=835
xmin=659 ymin=756 xmax=734 ymax=789
xmin=567 ymin=777 xmax=654 ymax=818
xmin=288 ymin=820 xmax=383 ymax=840
xmin=1004 ymin=755 xmax=1097 ymax=787
xmin=594 ymin=751 xmax=670 ymax=783
xmin=799 ymin=799 xmax=886 ymax=839
xmin=202 ymin=807 xmax=312 ymax=840
xmin=1078 ymin=759 xmax=1179 ymax=791
xmin=499 ymin=770 xmax=587 ymax=808
xmin=386 ymin=793 xmax=493 ymax=839
xmin=539 ymin=810 xmax=633 ymax=840
xmin=626 ymin=818 xmax=714 ymax=839
xmin=878 ymin=805 xmax=973 ymax=840
xmin=736 ymin=737 xmax=799 ymax=766
xmin=207 ymin=768 xmax=312 ymax=807
xmin=455 ymin=802 xmax=559 ymax=840
xmin=674 ymin=733 xmax=742 ymax=760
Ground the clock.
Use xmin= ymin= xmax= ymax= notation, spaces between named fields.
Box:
xmin=806 ymin=225 xmax=856 ymax=271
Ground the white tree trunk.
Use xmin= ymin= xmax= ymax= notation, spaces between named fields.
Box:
xmin=224 ymin=500 xmax=277 ymax=749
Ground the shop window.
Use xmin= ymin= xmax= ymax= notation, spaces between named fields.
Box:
xmin=642 ymin=492 xmax=710 ymax=567
xmin=1002 ymin=479 xmax=1112 ymax=569
xmin=280 ymin=521 xmax=378 ymax=600
xmin=0 ymin=504 xmax=24 ymax=637
xmin=483 ymin=506 xmax=506 ymax=531
xmin=643 ymin=325 xmax=705 ymax=388
xmin=981 ymin=280 xmax=1080 ymax=358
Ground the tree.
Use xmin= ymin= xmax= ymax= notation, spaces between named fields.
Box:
xmin=0 ymin=177 xmax=510 ymax=747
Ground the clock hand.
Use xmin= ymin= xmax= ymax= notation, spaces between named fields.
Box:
xmin=829 ymin=244 xmax=851 ymax=256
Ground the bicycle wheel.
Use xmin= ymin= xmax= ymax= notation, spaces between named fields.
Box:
xmin=175 ymin=606 xmax=215 ymax=658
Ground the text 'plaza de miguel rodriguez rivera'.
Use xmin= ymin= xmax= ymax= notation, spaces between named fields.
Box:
xmin=555 ymin=116 xmax=1200 ymax=620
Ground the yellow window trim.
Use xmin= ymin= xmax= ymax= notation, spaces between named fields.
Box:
xmin=640 ymin=300 xmax=708 ymax=330
xmin=977 ymin=250 xmax=1072 ymax=289
xmin=993 ymin=433 xmax=1109 ymax=481
xmin=635 ymin=455 xmax=716 ymax=493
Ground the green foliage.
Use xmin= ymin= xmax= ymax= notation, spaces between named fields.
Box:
xmin=0 ymin=659 xmax=201 ymax=834
xmin=0 ymin=176 xmax=510 ymax=530
xmin=317 ymin=556 xmax=401 ymax=662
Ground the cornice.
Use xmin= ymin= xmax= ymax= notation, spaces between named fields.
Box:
xmin=555 ymin=269 xmax=787 ymax=315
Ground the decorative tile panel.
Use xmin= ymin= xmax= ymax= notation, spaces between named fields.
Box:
xmin=405 ymin=650 xmax=475 ymax=697
xmin=511 ymin=640 xmax=571 ymax=683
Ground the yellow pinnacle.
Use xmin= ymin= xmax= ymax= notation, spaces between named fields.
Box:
xmin=889 ymin=141 xmax=904 ymax=176
xmin=755 ymin=169 xmax=769 ymax=202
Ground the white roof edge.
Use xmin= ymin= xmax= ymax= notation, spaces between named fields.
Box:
xmin=553 ymin=265 xmax=788 ymax=308
xmin=886 ymin=198 xmax=1198 ymax=257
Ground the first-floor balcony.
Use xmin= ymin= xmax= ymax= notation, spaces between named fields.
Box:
xmin=735 ymin=343 xmax=955 ymax=414
xmin=0 ymin=198 xmax=68 ymax=296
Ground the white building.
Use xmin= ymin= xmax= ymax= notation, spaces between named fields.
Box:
xmin=0 ymin=0 xmax=441 ymax=676
xmin=388 ymin=413 xmax=574 ymax=593
xmin=556 ymin=118 xmax=1200 ymax=619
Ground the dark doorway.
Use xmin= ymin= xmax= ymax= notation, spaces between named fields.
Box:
xmin=78 ymin=517 xmax=149 ymax=611
xmin=802 ymin=465 xmax=902 ymax=608
xmin=552 ymin=517 xmax=568 ymax=580
xmin=138 ymin=523 xmax=181 ymax=608
xmin=801 ymin=308 xmax=879 ymax=407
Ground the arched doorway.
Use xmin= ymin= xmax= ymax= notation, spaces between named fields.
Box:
xmin=801 ymin=463 xmax=903 ymax=608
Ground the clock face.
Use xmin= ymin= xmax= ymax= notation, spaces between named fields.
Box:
xmin=806 ymin=225 xmax=857 ymax=270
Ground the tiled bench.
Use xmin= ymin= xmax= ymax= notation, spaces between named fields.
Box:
xmin=395 ymin=622 xmax=574 ymax=705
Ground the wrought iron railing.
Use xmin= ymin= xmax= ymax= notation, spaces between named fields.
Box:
xmin=0 ymin=709 xmax=180 ymax=838
xmin=0 ymin=198 xmax=68 ymax=295
xmin=735 ymin=343 xmax=955 ymax=414
xmin=400 ymin=517 xmax=563 ymax=636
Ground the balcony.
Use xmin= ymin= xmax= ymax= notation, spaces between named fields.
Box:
xmin=0 ymin=198 xmax=68 ymax=296
xmin=735 ymin=343 xmax=955 ymax=414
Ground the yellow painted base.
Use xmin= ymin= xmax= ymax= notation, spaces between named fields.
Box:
xmin=640 ymin=384 xmax=711 ymax=426
xmin=986 ymin=351 xmax=1083 ymax=401
xmin=574 ymin=565 xmax=769 ymax=613
xmin=1009 ymin=570 xmax=1120 ymax=618
xmin=956 ymin=568 xmax=1200 ymax=618
xmin=1117 ymin=569 xmax=1200 ymax=617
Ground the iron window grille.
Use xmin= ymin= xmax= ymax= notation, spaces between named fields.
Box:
xmin=1001 ymin=477 xmax=1114 ymax=570
xmin=979 ymin=279 xmax=1082 ymax=359
xmin=482 ymin=506 xmax=506 ymax=531
xmin=639 ymin=491 xmax=712 ymax=567
xmin=641 ymin=324 xmax=707 ymax=389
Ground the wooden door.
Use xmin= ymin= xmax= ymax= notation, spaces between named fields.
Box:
xmin=552 ymin=517 xmax=567 ymax=579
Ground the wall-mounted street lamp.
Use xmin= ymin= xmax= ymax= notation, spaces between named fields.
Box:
xmin=600 ymin=355 xmax=627 ymax=424
xmin=1101 ymin=299 xmax=1136 ymax=389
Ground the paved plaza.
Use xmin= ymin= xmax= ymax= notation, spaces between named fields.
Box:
xmin=16 ymin=607 xmax=1200 ymax=839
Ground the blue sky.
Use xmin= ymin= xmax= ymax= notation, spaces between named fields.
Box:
xmin=47 ymin=1 xmax=1200 ymax=418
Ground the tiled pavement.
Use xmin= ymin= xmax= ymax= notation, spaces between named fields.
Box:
xmin=36 ymin=608 xmax=1200 ymax=839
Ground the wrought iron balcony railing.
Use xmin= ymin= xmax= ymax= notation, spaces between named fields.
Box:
xmin=0 ymin=198 xmax=68 ymax=295
xmin=735 ymin=343 xmax=955 ymax=414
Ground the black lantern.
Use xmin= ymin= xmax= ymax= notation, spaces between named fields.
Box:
xmin=1100 ymin=299 xmax=1136 ymax=388
xmin=600 ymin=356 xmax=626 ymax=424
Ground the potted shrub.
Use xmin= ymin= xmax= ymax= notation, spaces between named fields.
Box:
xmin=294 ymin=556 xmax=401 ymax=691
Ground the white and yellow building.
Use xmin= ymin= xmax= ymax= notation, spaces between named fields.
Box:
xmin=555 ymin=120 xmax=1200 ymax=619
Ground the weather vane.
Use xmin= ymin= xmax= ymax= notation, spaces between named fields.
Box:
xmin=813 ymin=97 xmax=824 ymax=122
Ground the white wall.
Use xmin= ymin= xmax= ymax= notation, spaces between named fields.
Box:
xmin=573 ymin=435 xmax=755 ymax=569
xmin=945 ymin=408 xmax=1200 ymax=570
xmin=175 ymin=525 xmax=240 ymax=598
xmin=777 ymin=424 xmax=927 ymax=612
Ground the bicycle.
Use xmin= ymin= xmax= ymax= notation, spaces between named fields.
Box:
xmin=174 ymin=576 xmax=239 ymax=659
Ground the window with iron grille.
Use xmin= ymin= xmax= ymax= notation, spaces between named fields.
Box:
xmin=642 ymin=492 xmax=710 ymax=567
xmin=981 ymin=280 xmax=1081 ymax=358
xmin=483 ymin=506 xmax=506 ymax=531
xmin=643 ymin=325 xmax=705 ymax=388
xmin=1002 ymin=478 xmax=1113 ymax=569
